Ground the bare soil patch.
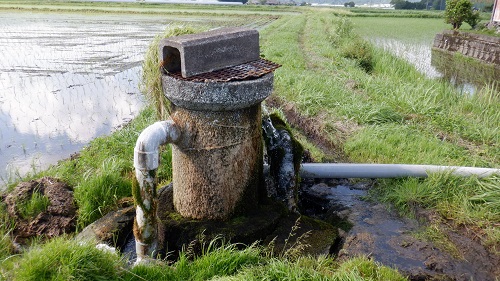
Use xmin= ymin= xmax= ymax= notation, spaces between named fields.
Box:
xmin=3 ymin=177 xmax=77 ymax=244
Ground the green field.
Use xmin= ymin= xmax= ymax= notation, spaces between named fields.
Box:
xmin=1 ymin=2 xmax=499 ymax=280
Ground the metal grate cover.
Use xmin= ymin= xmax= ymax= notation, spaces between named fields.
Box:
xmin=163 ymin=58 xmax=281 ymax=82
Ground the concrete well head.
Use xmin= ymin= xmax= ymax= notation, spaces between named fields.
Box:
xmin=160 ymin=28 xmax=278 ymax=220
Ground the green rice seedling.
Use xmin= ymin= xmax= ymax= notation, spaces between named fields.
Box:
xmin=11 ymin=237 xmax=123 ymax=281
xmin=351 ymin=17 xmax=448 ymax=44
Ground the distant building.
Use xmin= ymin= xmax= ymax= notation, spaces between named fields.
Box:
xmin=492 ymin=0 xmax=500 ymax=23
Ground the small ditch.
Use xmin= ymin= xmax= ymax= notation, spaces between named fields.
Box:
xmin=299 ymin=177 xmax=500 ymax=281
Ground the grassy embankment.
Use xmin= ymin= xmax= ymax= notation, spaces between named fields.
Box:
xmin=1 ymin=4 xmax=499 ymax=280
xmin=259 ymin=9 xmax=499 ymax=253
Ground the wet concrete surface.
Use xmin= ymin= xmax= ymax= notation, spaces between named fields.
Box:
xmin=300 ymin=178 xmax=500 ymax=281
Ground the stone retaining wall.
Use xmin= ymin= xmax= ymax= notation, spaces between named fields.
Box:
xmin=433 ymin=30 xmax=500 ymax=65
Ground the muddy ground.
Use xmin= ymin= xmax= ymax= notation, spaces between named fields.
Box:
xmin=3 ymin=177 xmax=77 ymax=245
xmin=300 ymin=178 xmax=500 ymax=281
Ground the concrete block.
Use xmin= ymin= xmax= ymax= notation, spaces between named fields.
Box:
xmin=159 ymin=27 xmax=260 ymax=78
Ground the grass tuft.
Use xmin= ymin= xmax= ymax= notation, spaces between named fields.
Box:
xmin=213 ymin=255 xmax=406 ymax=281
xmin=74 ymin=159 xmax=132 ymax=229
xmin=18 ymin=189 xmax=50 ymax=220
xmin=140 ymin=25 xmax=202 ymax=120
xmin=0 ymin=203 xmax=15 ymax=262
xmin=12 ymin=238 xmax=123 ymax=281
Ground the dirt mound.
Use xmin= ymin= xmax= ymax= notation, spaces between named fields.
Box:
xmin=4 ymin=177 xmax=77 ymax=243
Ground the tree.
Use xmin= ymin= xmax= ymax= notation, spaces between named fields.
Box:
xmin=444 ymin=0 xmax=474 ymax=29
xmin=391 ymin=0 xmax=426 ymax=9
xmin=344 ymin=1 xmax=355 ymax=7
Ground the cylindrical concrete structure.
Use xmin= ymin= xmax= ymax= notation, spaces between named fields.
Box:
xmin=162 ymin=73 xmax=273 ymax=220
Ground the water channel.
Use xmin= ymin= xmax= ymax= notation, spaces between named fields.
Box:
xmin=0 ymin=12 xmax=197 ymax=188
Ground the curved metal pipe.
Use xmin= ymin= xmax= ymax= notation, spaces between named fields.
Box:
xmin=133 ymin=120 xmax=180 ymax=264
xmin=298 ymin=163 xmax=500 ymax=179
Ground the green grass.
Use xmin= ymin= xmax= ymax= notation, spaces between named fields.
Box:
xmin=373 ymin=174 xmax=500 ymax=251
xmin=5 ymin=236 xmax=406 ymax=281
xmin=18 ymin=189 xmax=50 ymax=220
xmin=259 ymin=10 xmax=499 ymax=251
xmin=213 ymin=255 xmax=406 ymax=281
xmin=140 ymin=25 xmax=203 ymax=120
xmin=11 ymin=237 xmax=124 ymax=281
xmin=413 ymin=224 xmax=462 ymax=259
xmin=28 ymin=106 xmax=173 ymax=229
xmin=0 ymin=203 xmax=14 ymax=262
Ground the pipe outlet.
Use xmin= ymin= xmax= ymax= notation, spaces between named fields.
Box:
xmin=134 ymin=120 xmax=180 ymax=171
xmin=133 ymin=120 xmax=180 ymax=264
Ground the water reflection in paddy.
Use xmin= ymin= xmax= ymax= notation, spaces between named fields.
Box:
xmin=0 ymin=12 xmax=185 ymax=187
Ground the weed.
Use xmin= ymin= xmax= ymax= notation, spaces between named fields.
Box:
xmin=340 ymin=36 xmax=374 ymax=73
xmin=213 ymin=256 xmax=406 ymax=281
xmin=74 ymin=164 xmax=132 ymax=229
xmin=17 ymin=189 xmax=50 ymax=220
xmin=140 ymin=25 xmax=202 ymax=120
xmin=470 ymin=176 xmax=500 ymax=219
xmin=0 ymin=203 xmax=15 ymax=262
xmin=11 ymin=237 xmax=123 ymax=281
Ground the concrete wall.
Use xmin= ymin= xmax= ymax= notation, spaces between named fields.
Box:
xmin=433 ymin=31 xmax=500 ymax=65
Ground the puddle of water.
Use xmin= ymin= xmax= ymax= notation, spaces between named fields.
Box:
xmin=0 ymin=12 xmax=187 ymax=189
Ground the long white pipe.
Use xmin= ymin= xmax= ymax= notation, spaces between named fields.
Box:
xmin=298 ymin=163 xmax=500 ymax=179
xmin=133 ymin=120 xmax=180 ymax=265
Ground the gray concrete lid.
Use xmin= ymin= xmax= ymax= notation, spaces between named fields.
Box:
xmin=159 ymin=27 xmax=260 ymax=78
xmin=162 ymin=73 xmax=273 ymax=111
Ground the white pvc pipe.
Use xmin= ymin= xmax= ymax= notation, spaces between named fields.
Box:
xmin=134 ymin=120 xmax=181 ymax=171
xmin=298 ymin=163 xmax=500 ymax=179
xmin=133 ymin=120 xmax=180 ymax=265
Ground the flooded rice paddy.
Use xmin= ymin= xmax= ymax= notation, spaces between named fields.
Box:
xmin=0 ymin=11 xmax=195 ymax=188
xmin=367 ymin=37 xmax=498 ymax=95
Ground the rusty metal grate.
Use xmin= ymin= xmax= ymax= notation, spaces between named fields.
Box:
xmin=163 ymin=58 xmax=281 ymax=82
